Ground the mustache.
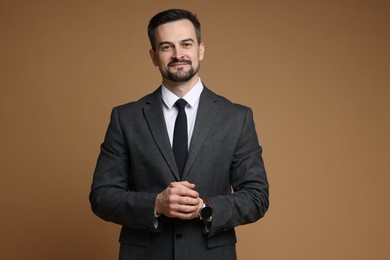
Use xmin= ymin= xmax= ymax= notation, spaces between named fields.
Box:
xmin=168 ymin=59 xmax=192 ymax=67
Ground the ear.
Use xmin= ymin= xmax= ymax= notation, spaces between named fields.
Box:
xmin=149 ymin=49 xmax=158 ymax=66
xmin=198 ymin=42 xmax=205 ymax=61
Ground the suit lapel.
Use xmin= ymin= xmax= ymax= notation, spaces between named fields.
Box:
xmin=182 ymin=87 xmax=219 ymax=180
xmin=143 ymin=88 xmax=180 ymax=181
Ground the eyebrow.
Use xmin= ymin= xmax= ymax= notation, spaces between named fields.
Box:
xmin=181 ymin=38 xmax=195 ymax=43
xmin=158 ymin=38 xmax=195 ymax=47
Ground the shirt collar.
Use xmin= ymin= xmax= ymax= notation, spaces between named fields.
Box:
xmin=161 ymin=78 xmax=204 ymax=109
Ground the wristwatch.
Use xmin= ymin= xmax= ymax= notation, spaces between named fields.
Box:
xmin=199 ymin=198 xmax=213 ymax=221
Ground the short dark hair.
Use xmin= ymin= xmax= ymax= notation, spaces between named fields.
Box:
xmin=148 ymin=9 xmax=201 ymax=50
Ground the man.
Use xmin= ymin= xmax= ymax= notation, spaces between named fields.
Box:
xmin=90 ymin=9 xmax=269 ymax=260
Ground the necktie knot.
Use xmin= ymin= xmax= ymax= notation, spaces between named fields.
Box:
xmin=175 ymin=99 xmax=187 ymax=110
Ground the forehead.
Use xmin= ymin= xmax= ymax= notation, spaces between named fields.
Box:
xmin=154 ymin=19 xmax=197 ymax=43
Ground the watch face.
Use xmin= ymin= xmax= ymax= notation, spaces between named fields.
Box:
xmin=201 ymin=206 xmax=212 ymax=219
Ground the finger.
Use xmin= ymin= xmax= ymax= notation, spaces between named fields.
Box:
xmin=166 ymin=197 xmax=200 ymax=211
xmin=171 ymin=181 xmax=196 ymax=189
xmin=168 ymin=183 xmax=199 ymax=197
xmin=177 ymin=196 xmax=200 ymax=206
xmin=179 ymin=204 xmax=201 ymax=213
xmin=175 ymin=186 xmax=199 ymax=198
xmin=175 ymin=207 xmax=201 ymax=220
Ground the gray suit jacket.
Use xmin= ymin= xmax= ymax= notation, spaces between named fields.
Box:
xmin=90 ymin=86 xmax=269 ymax=260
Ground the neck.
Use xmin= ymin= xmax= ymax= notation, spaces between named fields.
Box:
xmin=162 ymin=76 xmax=199 ymax=98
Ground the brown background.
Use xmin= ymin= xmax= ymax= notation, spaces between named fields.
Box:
xmin=1 ymin=0 xmax=389 ymax=259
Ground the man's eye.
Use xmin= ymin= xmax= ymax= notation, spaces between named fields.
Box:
xmin=183 ymin=42 xmax=192 ymax=47
xmin=161 ymin=45 xmax=172 ymax=51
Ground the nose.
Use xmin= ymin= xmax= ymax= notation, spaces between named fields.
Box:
xmin=173 ymin=46 xmax=184 ymax=59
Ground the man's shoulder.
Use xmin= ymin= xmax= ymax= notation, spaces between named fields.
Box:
xmin=114 ymin=87 xmax=161 ymax=112
xmin=202 ymin=86 xmax=249 ymax=112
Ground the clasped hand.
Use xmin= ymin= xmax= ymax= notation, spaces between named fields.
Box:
xmin=155 ymin=181 xmax=203 ymax=220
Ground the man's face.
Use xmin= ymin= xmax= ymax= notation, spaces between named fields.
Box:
xmin=150 ymin=19 xmax=205 ymax=83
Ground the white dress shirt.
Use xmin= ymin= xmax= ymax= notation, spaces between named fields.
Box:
xmin=161 ymin=78 xmax=204 ymax=149
xmin=154 ymin=78 xmax=204 ymax=223
xmin=156 ymin=79 xmax=209 ymax=229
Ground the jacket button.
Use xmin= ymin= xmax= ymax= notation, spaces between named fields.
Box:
xmin=176 ymin=233 xmax=183 ymax=240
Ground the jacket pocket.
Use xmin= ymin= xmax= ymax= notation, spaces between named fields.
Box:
xmin=119 ymin=226 xmax=151 ymax=247
xmin=206 ymin=228 xmax=237 ymax=248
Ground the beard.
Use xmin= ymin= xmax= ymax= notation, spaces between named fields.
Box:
xmin=162 ymin=59 xmax=199 ymax=83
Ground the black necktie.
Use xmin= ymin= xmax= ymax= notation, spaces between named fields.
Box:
xmin=173 ymin=99 xmax=188 ymax=178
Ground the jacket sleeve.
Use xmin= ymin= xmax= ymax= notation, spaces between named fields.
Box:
xmin=207 ymin=107 xmax=269 ymax=237
xmin=89 ymin=107 xmax=159 ymax=233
